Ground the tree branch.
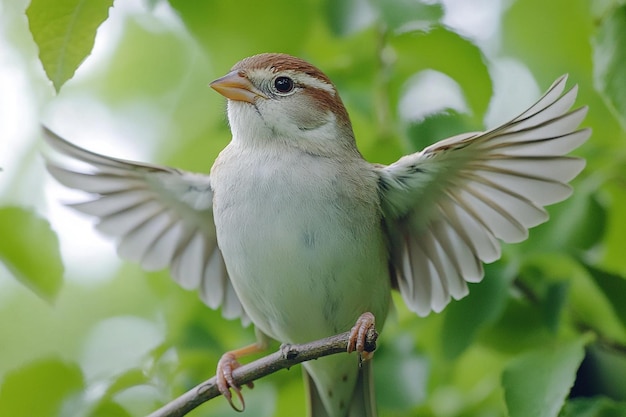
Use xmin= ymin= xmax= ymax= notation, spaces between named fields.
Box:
xmin=147 ymin=327 xmax=379 ymax=417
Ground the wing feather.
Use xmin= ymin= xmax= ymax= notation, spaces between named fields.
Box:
xmin=485 ymin=129 xmax=589 ymax=156
xmin=70 ymin=191 xmax=152 ymax=217
xmin=379 ymin=75 xmax=590 ymax=315
xmin=43 ymin=127 xmax=249 ymax=325
xmin=117 ymin=210 xmax=176 ymax=264
xmin=439 ymin=194 xmax=500 ymax=263
xmin=141 ymin=221 xmax=185 ymax=271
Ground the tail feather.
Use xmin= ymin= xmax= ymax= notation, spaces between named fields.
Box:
xmin=304 ymin=361 xmax=377 ymax=417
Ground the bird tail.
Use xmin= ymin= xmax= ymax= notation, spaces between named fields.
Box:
xmin=304 ymin=360 xmax=377 ymax=417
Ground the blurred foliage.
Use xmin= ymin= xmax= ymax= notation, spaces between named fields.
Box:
xmin=0 ymin=206 xmax=64 ymax=301
xmin=593 ymin=3 xmax=626 ymax=130
xmin=502 ymin=336 xmax=589 ymax=417
xmin=1 ymin=0 xmax=626 ymax=416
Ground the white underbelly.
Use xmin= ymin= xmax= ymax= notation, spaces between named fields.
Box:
xmin=217 ymin=196 xmax=389 ymax=343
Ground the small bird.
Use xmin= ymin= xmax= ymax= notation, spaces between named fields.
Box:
xmin=43 ymin=53 xmax=590 ymax=417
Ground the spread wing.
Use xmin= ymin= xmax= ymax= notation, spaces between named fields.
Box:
xmin=43 ymin=127 xmax=249 ymax=324
xmin=377 ymin=75 xmax=591 ymax=316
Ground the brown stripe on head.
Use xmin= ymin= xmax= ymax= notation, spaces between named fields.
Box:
xmin=232 ymin=53 xmax=334 ymax=86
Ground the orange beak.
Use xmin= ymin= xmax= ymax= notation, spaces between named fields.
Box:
xmin=209 ymin=71 xmax=266 ymax=103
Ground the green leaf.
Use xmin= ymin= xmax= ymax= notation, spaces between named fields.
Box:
xmin=103 ymin=369 xmax=149 ymax=399
xmin=542 ymin=280 xmax=570 ymax=333
xmin=562 ymin=397 xmax=626 ymax=417
xmin=502 ymin=337 xmax=588 ymax=417
xmin=405 ymin=110 xmax=472 ymax=151
xmin=167 ymin=0 xmax=312 ymax=68
xmin=593 ymin=4 xmax=626 ymax=129
xmin=580 ymin=262 xmax=626 ymax=330
xmin=372 ymin=0 xmax=443 ymax=33
xmin=441 ymin=262 xmax=513 ymax=358
xmin=0 ymin=206 xmax=64 ymax=301
xmin=26 ymin=0 xmax=113 ymax=91
xmin=324 ymin=0 xmax=443 ymax=38
xmin=602 ymin=181 xmax=626 ymax=274
xmin=0 ymin=358 xmax=84 ymax=417
xmin=479 ymin=295 xmax=551 ymax=354
xmin=569 ymin=261 xmax=626 ymax=345
xmin=516 ymin=254 xmax=579 ymax=334
xmin=323 ymin=0 xmax=368 ymax=36
xmin=502 ymin=0 xmax=593 ymax=81
xmin=580 ymin=342 xmax=626 ymax=401
xmin=388 ymin=27 xmax=492 ymax=123
xmin=519 ymin=178 xmax=606 ymax=254
xmin=89 ymin=401 xmax=132 ymax=417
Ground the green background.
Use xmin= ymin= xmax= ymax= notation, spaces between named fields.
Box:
xmin=0 ymin=0 xmax=625 ymax=416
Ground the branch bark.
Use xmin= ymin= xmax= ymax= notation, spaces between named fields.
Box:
xmin=147 ymin=327 xmax=379 ymax=417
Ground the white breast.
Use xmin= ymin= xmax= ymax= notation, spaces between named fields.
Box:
xmin=210 ymin=142 xmax=391 ymax=344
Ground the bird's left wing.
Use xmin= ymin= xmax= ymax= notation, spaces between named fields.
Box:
xmin=377 ymin=75 xmax=591 ymax=316
xmin=43 ymin=127 xmax=249 ymax=324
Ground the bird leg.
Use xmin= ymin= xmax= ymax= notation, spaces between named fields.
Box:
xmin=347 ymin=312 xmax=376 ymax=361
xmin=217 ymin=342 xmax=265 ymax=411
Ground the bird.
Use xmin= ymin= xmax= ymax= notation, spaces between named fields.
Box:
xmin=43 ymin=53 xmax=590 ymax=417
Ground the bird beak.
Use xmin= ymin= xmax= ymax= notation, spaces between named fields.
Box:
xmin=210 ymin=70 xmax=267 ymax=103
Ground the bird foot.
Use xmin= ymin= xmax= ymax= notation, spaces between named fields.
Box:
xmin=347 ymin=312 xmax=376 ymax=361
xmin=216 ymin=352 xmax=254 ymax=412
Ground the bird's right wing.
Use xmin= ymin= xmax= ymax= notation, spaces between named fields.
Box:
xmin=43 ymin=127 xmax=249 ymax=324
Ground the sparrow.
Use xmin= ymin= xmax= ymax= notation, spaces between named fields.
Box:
xmin=43 ymin=53 xmax=590 ymax=417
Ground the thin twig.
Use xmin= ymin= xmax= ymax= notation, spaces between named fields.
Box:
xmin=147 ymin=327 xmax=378 ymax=417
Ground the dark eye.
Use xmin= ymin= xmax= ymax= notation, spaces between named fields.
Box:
xmin=274 ymin=76 xmax=294 ymax=94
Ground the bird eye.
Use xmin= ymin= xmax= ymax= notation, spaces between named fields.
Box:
xmin=273 ymin=76 xmax=294 ymax=94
